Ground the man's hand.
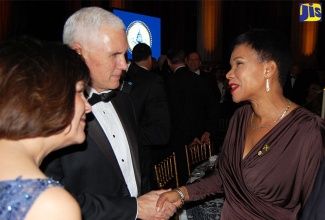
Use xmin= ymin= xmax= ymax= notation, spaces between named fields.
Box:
xmin=137 ymin=189 xmax=177 ymax=220
xmin=190 ymin=132 xmax=210 ymax=146
xmin=190 ymin=137 xmax=201 ymax=145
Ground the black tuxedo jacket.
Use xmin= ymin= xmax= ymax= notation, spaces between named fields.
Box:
xmin=42 ymin=91 xmax=141 ymax=220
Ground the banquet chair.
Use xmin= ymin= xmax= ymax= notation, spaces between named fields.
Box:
xmin=154 ymin=152 xmax=179 ymax=189
xmin=154 ymin=152 xmax=180 ymax=220
xmin=185 ymin=142 xmax=212 ymax=177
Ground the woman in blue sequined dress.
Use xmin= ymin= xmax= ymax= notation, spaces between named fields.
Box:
xmin=0 ymin=36 xmax=91 ymax=220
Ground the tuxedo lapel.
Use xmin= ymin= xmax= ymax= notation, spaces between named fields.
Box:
xmin=111 ymin=94 xmax=142 ymax=194
xmin=86 ymin=91 xmax=142 ymax=195
xmin=87 ymin=114 xmax=125 ymax=183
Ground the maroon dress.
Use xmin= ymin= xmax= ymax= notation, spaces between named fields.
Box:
xmin=186 ymin=104 xmax=325 ymax=220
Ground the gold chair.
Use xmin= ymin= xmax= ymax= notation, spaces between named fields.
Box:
xmin=154 ymin=152 xmax=179 ymax=189
xmin=185 ymin=142 xmax=212 ymax=177
xmin=154 ymin=153 xmax=183 ymax=220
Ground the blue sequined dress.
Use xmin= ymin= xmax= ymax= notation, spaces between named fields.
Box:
xmin=0 ymin=177 xmax=62 ymax=220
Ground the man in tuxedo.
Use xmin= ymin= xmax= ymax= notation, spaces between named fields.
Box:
xmin=166 ymin=46 xmax=219 ymax=185
xmin=123 ymin=43 xmax=171 ymax=190
xmin=41 ymin=7 xmax=175 ymax=220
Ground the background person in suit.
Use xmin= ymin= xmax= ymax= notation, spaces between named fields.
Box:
xmin=186 ymin=51 xmax=221 ymax=104
xmin=186 ymin=51 xmax=221 ymax=149
xmin=0 ymin=36 xmax=91 ymax=220
xmin=283 ymin=62 xmax=309 ymax=105
xmin=41 ymin=7 xmax=176 ymax=220
xmin=123 ymin=43 xmax=171 ymax=190
xmin=154 ymin=54 xmax=172 ymax=83
xmin=166 ymin=46 xmax=219 ymax=185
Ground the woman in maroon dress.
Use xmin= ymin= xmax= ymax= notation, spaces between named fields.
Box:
xmin=156 ymin=29 xmax=325 ymax=219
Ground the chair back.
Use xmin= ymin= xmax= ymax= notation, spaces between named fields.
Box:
xmin=154 ymin=152 xmax=179 ymax=189
xmin=185 ymin=142 xmax=212 ymax=177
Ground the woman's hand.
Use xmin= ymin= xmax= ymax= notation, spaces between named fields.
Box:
xmin=156 ymin=186 xmax=189 ymax=212
xmin=156 ymin=190 xmax=182 ymax=212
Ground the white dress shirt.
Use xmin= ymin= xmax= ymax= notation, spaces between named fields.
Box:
xmin=87 ymin=87 xmax=138 ymax=197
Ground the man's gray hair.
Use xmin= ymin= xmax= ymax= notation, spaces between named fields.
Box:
xmin=63 ymin=6 xmax=126 ymax=47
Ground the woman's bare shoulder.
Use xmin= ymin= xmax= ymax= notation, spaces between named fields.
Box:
xmin=25 ymin=186 xmax=81 ymax=220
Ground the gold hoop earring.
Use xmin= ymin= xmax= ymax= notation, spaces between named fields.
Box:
xmin=266 ymin=78 xmax=270 ymax=93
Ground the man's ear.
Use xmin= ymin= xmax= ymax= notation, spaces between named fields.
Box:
xmin=148 ymin=55 xmax=152 ymax=62
xmin=71 ymin=43 xmax=83 ymax=55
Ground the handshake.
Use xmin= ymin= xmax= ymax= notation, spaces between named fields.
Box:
xmin=137 ymin=187 xmax=186 ymax=220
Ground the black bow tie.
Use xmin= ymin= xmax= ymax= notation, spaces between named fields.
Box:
xmin=87 ymin=91 xmax=117 ymax=106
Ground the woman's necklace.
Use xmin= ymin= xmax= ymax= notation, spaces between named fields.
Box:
xmin=250 ymin=99 xmax=291 ymax=130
